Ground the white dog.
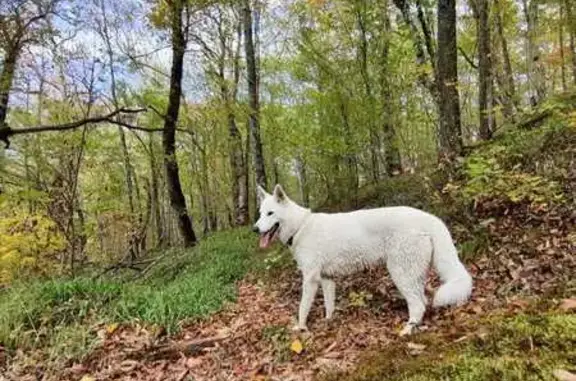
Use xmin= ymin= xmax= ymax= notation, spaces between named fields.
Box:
xmin=253 ymin=184 xmax=473 ymax=335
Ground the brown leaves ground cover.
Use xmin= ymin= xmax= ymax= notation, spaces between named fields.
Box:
xmin=4 ymin=197 xmax=575 ymax=381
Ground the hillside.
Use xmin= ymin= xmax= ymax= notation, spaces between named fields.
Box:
xmin=1 ymin=94 xmax=575 ymax=380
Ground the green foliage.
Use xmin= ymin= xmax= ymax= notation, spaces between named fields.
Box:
xmin=0 ymin=228 xmax=258 ymax=353
xmin=261 ymin=324 xmax=291 ymax=362
xmin=449 ymin=116 xmax=570 ymax=206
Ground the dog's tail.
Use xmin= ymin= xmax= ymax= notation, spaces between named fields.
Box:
xmin=430 ymin=219 xmax=473 ymax=307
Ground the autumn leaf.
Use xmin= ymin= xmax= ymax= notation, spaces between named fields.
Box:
xmin=80 ymin=375 xmax=96 ymax=381
xmin=290 ymin=339 xmax=304 ymax=354
xmin=106 ymin=323 xmax=119 ymax=335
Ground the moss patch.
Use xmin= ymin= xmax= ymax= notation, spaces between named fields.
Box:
xmin=323 ymin=311 xmax=576 ymax=381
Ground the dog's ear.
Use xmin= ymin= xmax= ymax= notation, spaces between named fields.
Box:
xmin=256 ymin=185 xmax=269 ymax=202
xmin=273 ymin=184 xmax=287 ymax=203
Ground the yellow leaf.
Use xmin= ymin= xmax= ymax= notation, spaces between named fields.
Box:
xmin=80 ymin=375 xmax=96 ymax=381
xmin=290 ymin=339 xmax=304 ymax=354
xmin=106 ymin=323 xmax=119 ymax=335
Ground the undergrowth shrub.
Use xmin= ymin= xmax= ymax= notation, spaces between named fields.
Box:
xmin=0 ymin=208 xmax=66 ymax=284
xmin=446 ymin=114 xmax=570 ymax=207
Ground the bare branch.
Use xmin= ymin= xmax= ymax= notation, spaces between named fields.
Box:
xmin=0 ymin=108 xmax=143 ymax=147
xmin=459 ymin=46 xmax=478 ymax=69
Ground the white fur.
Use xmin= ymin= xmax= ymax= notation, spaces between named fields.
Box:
xmin=254 ymin=184 xmax=473 ymax=334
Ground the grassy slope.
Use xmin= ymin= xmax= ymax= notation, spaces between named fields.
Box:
xmin=0 ymin=228 xmax=259 ymax=362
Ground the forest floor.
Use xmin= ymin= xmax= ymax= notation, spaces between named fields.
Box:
xmin=2 ymin=94 xmax=576 ymax=380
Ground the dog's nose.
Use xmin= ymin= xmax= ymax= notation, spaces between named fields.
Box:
xmin=252 ymin=225 xmax=259 ymax=233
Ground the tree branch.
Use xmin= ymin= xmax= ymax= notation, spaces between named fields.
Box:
xmin=0 ymin=108 xmax=149 ymax=148
xmin=459 ymin=46 xmax=478 ymax=69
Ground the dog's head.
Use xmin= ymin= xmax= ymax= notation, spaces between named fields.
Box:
xmin=253 ymin=184 xmax=290 ymax=249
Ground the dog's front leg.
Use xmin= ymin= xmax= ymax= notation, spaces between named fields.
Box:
xmin=294 ymin=273 xmax=320 ymax=331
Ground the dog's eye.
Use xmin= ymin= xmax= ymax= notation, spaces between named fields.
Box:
xmin=267 ymin=211 xmax=274 ymax=216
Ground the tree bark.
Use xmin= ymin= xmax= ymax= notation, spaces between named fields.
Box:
xmin=522 ymin=0 xmax=545 ymax=104
xmin=355 ymin=4 xmax=381 ymax=182
xmin=163 ymin=0 xmax=197 ymax=247
xmin=149 ymin=133 xmax=164 ymax=247
xmin=242 ymin=0 xmax=267 ymax=188
xmin=295 ymin=155 xmax=309 ymax=207
xmin=560 ymin=1 xmax=567 ymax=91
xmin=437 ymin=0 xmax=463 ymax=157
xmin=379 ymin=1 xmax=402 ymax=175
xmin=566 ymin=0 xmax=576 ymax=85
xmin=494 ymin=0 xmax=518 ymax=115
xmin=473 ymin=0 xmax=494 ymax=140
xmin=0 ymin=44 xmax=19 ymax=128
xmin=221 ymin=18 xmax=248 ymax=226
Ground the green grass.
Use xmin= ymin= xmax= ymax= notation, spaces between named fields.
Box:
xmin=0 ymin=228 xmax=260 ymax=358
xmin=323 ymin=312 xmax=576 ymax=381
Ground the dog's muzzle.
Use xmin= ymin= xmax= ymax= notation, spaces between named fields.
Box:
xmin=252 ymin=225 xmax=259 ymax=233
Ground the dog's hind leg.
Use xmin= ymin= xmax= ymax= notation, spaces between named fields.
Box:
xmin=321 ymin=278 xmax=336 ymax=319
xmin=386 ymin=235 xmax=432 ymax=336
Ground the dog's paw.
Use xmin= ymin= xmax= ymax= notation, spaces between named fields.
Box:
xmin=291 ymin=324 xmax=308 ymax=332
xmin=399 ymin=324 xmax=417 ymax=336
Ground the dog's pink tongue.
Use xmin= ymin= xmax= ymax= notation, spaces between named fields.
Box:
xmin=259 ymin=233 xmax=271 ymax=249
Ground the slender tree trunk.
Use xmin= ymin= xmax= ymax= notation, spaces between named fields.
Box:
xmin=560 ymin=1 xmax=567 ymax=91
xmin=98 ymin=0 xmax=137 ymax=221
xmin=522 ymin=0 xmax=545 ymax=104
xmin=222 ymin=20 xmax=248 ymax=226
xmin=295 ymin=155 xmax=309 ymax=207
xmin=474 ymin=0 xmax=494 ymax=140
xmin=379 ymin=1 xmax=402 ymax=175
xmin=149 ymin=133 xmax=164 ymax=247
xmin=355 ymin=4 xmax=380 ymax=182
xmin=243 ymin=0 xmax=267 ymax=188
xmin=495 ymin=0 xmax=518 ymax=113
xmin=437 ymin=0 xmax=462 ymax=157
xmin=164 ymin=0 xmax=197 ymax=247
xmin=566 ymin=0 xmax=576 ymax=85
xmin=0 ymin=44 xmax=19 ymax=127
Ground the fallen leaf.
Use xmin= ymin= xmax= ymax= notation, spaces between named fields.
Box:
xmin=106 ymin=323 xmax=119 ymax=335
xmin=553 ymin=369 xmax=576 ymax=381
xmin=80 ymin=376 xmax=95 ymax=381
xmin=559 ymin=298 xmax=576 ymax=311
xmin=290 ymin=339 xmax=304 ymax=354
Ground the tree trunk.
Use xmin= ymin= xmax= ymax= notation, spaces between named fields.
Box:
xmin=437 ymin=0 xmax=463 ymax=157
xmin=242 ymin=0 xmax=267 ymax=188
xmin=0 ymin=44 xmax=19 ymax=127
xmin=355 ymin=4 xmax=380 ymax=182
xmin=522 ymin=0 xmax=545 ymax=104
xmin=566 ymin=0 xmax=576 ymax=85
xmin=560 ymin=1 xmax=567 ymax=91
xmin=223 ymin=19 xmax=248 ymax=226
xmin=164 ymin=0 xmax=197 ymax=247
xmin=98 ymin=0 xmax=138 ymax=222
xmin=295 ymin=155 xmax=309 ymax=207
xmin=495 ymin=0 xmax=518 ymax=115
xmin=149 ymin=133 xmax=164 ymax=247
xmin=474 ymin=0 xmax=494 ymax=140
xmin=379 ymin=1 xmax=402 ymax=175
